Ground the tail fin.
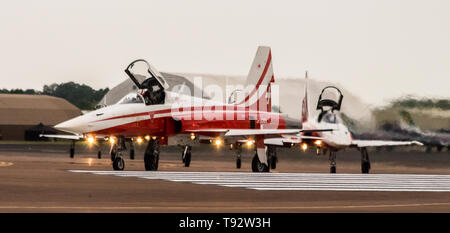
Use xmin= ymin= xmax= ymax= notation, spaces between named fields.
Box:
xmin=301 ymin=71 xmax=309 ymax=123
xmin=236 ymin=46 xmax=274 ymax=112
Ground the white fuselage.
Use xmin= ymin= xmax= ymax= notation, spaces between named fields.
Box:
xmin=302 ymin=116 xmax=353 ymax=149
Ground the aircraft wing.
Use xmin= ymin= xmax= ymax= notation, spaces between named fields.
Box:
xmin=40 ymin=134 xmax=83 ymax=140
xmin=186 ymin=129 xmax=229 ymax=133
xmin=263 ymin=135 xmax=325 ymax=146
xmin=351 ymin=140 xmax=423 ymax=147
xmin=224 ymin=129 xmax=332 ymax=137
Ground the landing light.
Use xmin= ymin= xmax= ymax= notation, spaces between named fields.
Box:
xmin=314 ymin=140 xmax=322 ymax=146
xmin=301 ymin=143 xmax=308 ymax=151
xmin=190 ymin=133 xmax=196 ymax=140
xmin=145 ymin=135 xmax=150 ymax=141
xmin=215 ymin=139 xmax=223 ymax=146
xmin=136 ymin=137 xmax=143 ymax=144
xmin=87 ymin=136 xmax=95 ymax=144
xmin=247 ymin=140 xmax=254 ymax=147
xmin=109 ymin=137 xmax=116 ymax=144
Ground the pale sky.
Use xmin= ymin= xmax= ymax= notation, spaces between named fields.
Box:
xmin=1 ymin=0 xmax=449 ymax=106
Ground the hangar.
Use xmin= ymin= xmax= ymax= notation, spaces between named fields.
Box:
xmin=0 ymin=94 xmax=82 ymax=140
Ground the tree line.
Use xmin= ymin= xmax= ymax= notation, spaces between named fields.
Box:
xmin=0 ymin=82 xmax=109 ymax=110
xmin=391 ymin=98 xmax=450 ymax=110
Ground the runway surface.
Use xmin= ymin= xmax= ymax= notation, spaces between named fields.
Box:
xmin=1 ymin=144 xmax=449 ymax=212
xmin=70 ymin=170 xmax=450 ymax=192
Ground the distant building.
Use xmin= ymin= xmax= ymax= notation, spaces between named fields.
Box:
xmin=0 ymin=94 xmax=82 ymax=140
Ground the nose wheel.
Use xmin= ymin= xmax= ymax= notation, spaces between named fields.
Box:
xmin=111 ymin=136 xmax=126 ymax=171
xmin=113 ymin=155 xmax=125 ymax=170
xmin=252 ymin=153 xmax=269 ymax=172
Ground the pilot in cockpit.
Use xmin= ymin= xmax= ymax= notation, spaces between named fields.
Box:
xmin=140 ymin=78 xmax=165 ymax=105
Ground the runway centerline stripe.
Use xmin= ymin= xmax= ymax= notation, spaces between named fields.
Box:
xmin=68 ymin=170 xmax=450 ymax=192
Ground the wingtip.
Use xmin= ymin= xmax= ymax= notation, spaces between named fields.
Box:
xmin=412 ymin=141 xmax=424 ymax=146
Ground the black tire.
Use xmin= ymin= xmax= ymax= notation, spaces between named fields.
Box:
xmin=236 ymin=158 xmax=241 ymax=169
xmin=270 ymin=156 xmax=277 ymax=169
xmin=361 ymin=162 xmax=370 ymax=174
xmin=70 ymin=148 xmax=74 ymax=158
xmin=330 ymin=166 xmax=336 ymax=173
xmin=97 ymin=151 xmax=102 ymax=159
xmin=252 ymin=154 xmax=269 ymax=172
xmin=144 ymin=140 xmax=159 ymax=171
xmin=113 ymin=157 xmax=125 ymax=170
xmin=130 ymin=149 xmax=135 ymax=160
xmin=184 ymin=151 xmax=191 ymax=167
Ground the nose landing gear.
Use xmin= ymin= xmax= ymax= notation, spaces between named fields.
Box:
xmin=252 ymin=146 xmax=270 ymax=172
xmin=111 ymin=136 xmax=126 ymax=171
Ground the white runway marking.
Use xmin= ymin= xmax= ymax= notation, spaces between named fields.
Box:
xmin=68 ymin=170 xmax=450 ymax=192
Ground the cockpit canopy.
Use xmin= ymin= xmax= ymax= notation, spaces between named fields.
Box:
xmin=124 ymin=59 xmax=168 ymax=106
xmin=118 ymin=93 xmax=144 ymax=104
xmin=125 ymin=59 xmax=169 ymax=90
xmin=316 ymin=86 xmax=343 ymax=112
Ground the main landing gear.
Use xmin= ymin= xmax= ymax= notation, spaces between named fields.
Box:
xmin=267 ymin=146 xmax=278 ymax=170
xmin=129 ymin=140 xmax=135 ymax=160
xmin=327 ymin=148 xmax=371 ymax=174
xmin=144 ymin=139 xmax=160 ymax=171
xmin=69 ymin=140 xmax=75 ymax=158
xmin=329 ymin=150 xmax=336 ymax=173
xmin=181 ymin=145 xmax=191 ymax=167
xmin=360 ymin=147 xmax=371 ymax=174
xmin=235 ymin=143 xmax=242 ymax=169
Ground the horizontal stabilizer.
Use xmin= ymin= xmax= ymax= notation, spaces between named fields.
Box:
xmin=40 ymin=134 xmax=83 ymax=140
xmin=351 ymin=140 xmax=423 ymax=147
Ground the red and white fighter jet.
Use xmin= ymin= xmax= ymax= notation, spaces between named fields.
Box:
xmin=43 ymin=46 xmax=330 ymax=172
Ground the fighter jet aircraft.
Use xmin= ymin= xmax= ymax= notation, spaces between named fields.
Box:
xmin=42 ymin=46 xmax=330 ymax=172
xmin=299 ymin=74 xmax=423 ymax=173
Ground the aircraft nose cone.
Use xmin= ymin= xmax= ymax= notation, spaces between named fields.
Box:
xmin=54 ymin=117 xmax=85 ymax=134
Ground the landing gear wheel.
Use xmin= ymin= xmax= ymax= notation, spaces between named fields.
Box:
xmin=329 ymin=151 xmax=337 ymax=174
xmin=236 ymin=158 xmax=241 ymax=169
xmin=144 ymin=140 xmax=159 ymax=171
xmin=184 ymin=151 xmax=191 ymax=167
xmin=252 ymin=154 xmax=269 ymax=172
xmin=97 ymin=151 xmax=102 ymax=159
xmin=130 ymin=149 xmax=135 ymax=160
xmin=270 ymin=156 xmax=277 ymax=170
xmin=361 ymin=162 xmax=370 ymax=174
xmin=330 ymin=166 xmax=336 ymax=173
xmin=69 ymin=148 xmax=74 ymax=158
xmin=113 ymin=157 xmax=125 ymax=170
xmin=360 ymin=148 xmax=371 ymax=174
